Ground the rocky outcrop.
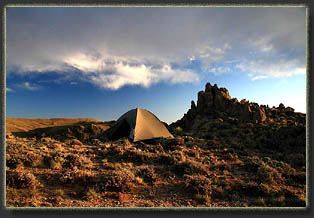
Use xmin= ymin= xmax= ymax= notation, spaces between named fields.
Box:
xmin=173 ymin=82 xmax=305 ymax=132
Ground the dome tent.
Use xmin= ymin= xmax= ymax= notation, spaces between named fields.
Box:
xmin=106 ymin=108 xmax=174 ymax=142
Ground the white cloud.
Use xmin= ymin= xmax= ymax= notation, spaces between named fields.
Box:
xmin=209 ymin=66 xmax=231 ymax=75
xmin=236 ymin=58 xmax=306 ymax=80
xmin=251 ymin=75 xmax=269 ymax=81
xmin=6 ymin=87 xmax=13 ymax=92
xmin=189 ymin=56 xmax=195 ymax=61
xmin=158 ymin=64 xmax=200 ymax=84
xmin=90 ymin=62 xmax=153 ymax=90
xmin=199 ymin=44 xmax=230 ymax=61
xmin=88 ymin=61 xmax=199 ymax=90
xmin=7 ymin=45 xmax=201 ymax=90
xmin=17 ymin=82 xmax=41 ymax=91
xmin=65 ymin=53 xmax=106 ymax=73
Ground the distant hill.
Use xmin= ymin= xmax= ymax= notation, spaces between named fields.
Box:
xmin=6 ymin=118 xmax=103 ymax=133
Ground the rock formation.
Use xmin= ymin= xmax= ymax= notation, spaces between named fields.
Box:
xmin=173 ymin=82 xmax=305 ymax=132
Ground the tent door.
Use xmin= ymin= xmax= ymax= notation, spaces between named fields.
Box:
xmin=110 ymin=119 xmax=132 ymax=141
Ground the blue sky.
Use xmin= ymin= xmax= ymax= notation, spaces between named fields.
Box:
xmin=6 ymin=7 xmax=306 ymax=124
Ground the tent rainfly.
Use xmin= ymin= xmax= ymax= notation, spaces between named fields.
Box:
xmin=106 ymin=108 xmax=174 ymax=142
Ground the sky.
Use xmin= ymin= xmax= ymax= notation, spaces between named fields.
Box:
xmin=5 ymin=7 xmax=307 ymax=124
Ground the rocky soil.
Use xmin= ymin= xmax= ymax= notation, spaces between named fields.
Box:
xmin=5 ymin=84 xmax=306 ymax=208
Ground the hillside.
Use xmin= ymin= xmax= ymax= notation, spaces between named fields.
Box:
xmin=6 ymin=118 xmax=104 ymax=133
xmin=5 ymin=83 xmax=306 ymax=207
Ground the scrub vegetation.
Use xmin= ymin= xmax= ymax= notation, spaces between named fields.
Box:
xmin=6 ymin=120 xmax=306 ymax=207
xmin=5 ymin=83 xmax=306 ymax=207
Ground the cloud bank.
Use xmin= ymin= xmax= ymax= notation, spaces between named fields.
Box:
xmin=6 ymin=7 xmax=306 ymax=89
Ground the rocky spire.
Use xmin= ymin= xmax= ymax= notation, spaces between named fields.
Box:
xmin=173 ymin=82 xmax=301 ymax=131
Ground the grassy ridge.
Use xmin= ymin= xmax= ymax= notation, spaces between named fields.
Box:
xmin=6 ymin=117 xmax=103 ymax=133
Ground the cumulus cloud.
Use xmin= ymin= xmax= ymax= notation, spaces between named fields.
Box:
xmin=89 ymin=62 xmax=153 ymax=90
xmin=65 ymin=53 xmax=199 ymax=90
xmin=6 ymin=7 xmax=306 ymax=88
xmin=17 ymin=82 xmax=41 ymax=91
xmin=65 ymin=53 xmax=106 ymax=73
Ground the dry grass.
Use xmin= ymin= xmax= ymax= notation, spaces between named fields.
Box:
xmin=5 ymin=118 xmax=306 ymax=208
xmin=6 ymin=117 xmax=103 ymax=133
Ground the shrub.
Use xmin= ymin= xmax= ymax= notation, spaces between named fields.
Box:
xmin=257 ymin=165 xmax=284 ymax=185
xmin=238 ymin=181 xmax=263 ymax=197
xmin=6 ymin=169 xmax=39 ymax=188
xmin=183 ymin=175 xmax=212 ymax=196
xmin=52 ymin=169 xmax=99 ymax=187
xmin=42 ymin=153 xmax=65 ymax=169
xmin=47 ymin=143 xmax=63 ymax=150
xmin=136 ymin=166 xmax=158 ymax=184
xmin=246 ymin=156 xmax=264 ymax=172
xmin=62 ymin=153 xmax=92 ymax=168
xmin=41 ymin=137 xmax=55 ymax=143
xmin=86 ymin=187 xmax=101 ymax=200
xmin=6 ymin=154 xmax=20 ymax=169
xmin=23 ymin=152 xmax=42 ymax=167
xmin=156 ymin=153 xmax=176 ymax=165
xmin=255 ymin=198 xmax=267 ymax=207
xmin=172 ymin=160 xmax=208 ymax=176
xmin=257 ymin=183 xmax=281 ymax=197
xmin=122 ymin=150 xmax=156 ymax=165
xmin=212 ymin=185 xmax=225 ymax=199
xmin=272 ymin=195 xmax=286 ymax=206
xmin=258 ymin=183 xmax=272 ymax=195
xmin=194 ymin=194 xmax=211 ymax=204
xmin=55 ymin=189 xmax=65 ymax=197
xmin=99 ymin=171 xmax=133 ymax=193
xmin=266 ymin=159 xmax=296 ymax=176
